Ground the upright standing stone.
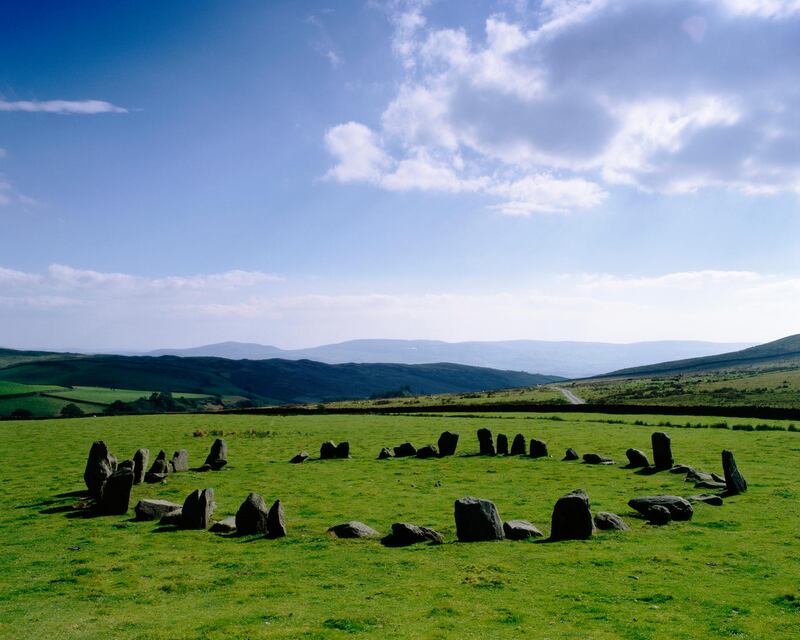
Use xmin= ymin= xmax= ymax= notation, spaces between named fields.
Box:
xmin=550 ymin=489 xmax=593 ymax=541
xmin=335 ymin=442 xmax=350 ymax=459
xmin=320 ymin=441 xmax=337 ymax=460
xmin=84 ymin=441 xmax=117 ymax=500
xmin=722 ymin=450 xmax=747 ymax=494
xmin=454 ymin=497 xmax=504 ymax=542
xmin=266 ymin=499 xmax=287 ymax=538
xmin=377 ymin=447 xmax=393 ymax=460
xmin=496 ymin=434 xmax=509 ymax=456
xmin=510 ymin=434 xmax=526 ymax=456
xmin=132 ymin=448 xmax=149 ymax=484
xmin=182 ymin=488 xmax=215 ymax=529
xmin=437 ymin=431 xmax=459 ymax=456
xmin=477 ymin=428 xmax=495 ymax=456
xmin=529 ymin=439 xmax=548 ymax=458
xmin=145 ymin=450 xmax=170 ymax=483
xmin=651 ymin=432 xmax=673 ymax=470
xmin=236 ymin=492 xmax=269 ymax=535
xmin=563 ymin=448 xmax=579 ymax=461
xmin=204 ymin=439 xmax=228 ymax=470
xmin=99 ymin=467 xmax=134 ymax=515
xmin=171 ymin=449 xmax=189 ymax=472
xmin=625 ymin=448 xmax=650 ymax=468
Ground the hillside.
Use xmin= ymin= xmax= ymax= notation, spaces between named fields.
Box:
xmin=0 ymin=352 xmax=559 ymax=405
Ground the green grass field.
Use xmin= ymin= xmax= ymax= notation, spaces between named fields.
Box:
xmin=1 ymin=411 xmax=798 ymax=639
xmin=48 ymin=387 xmax=214 ymax=405
xmin=320 ymin=385 xmax=565 ymax=409
xmin=0 ymin=381 xmax=67 ymax=396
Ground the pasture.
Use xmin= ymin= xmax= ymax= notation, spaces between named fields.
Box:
xmin=1 ymin=412 xmax=798 ymax=639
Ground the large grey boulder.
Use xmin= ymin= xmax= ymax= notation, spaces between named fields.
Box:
xmin=625 ymin=448 xmax=650 ymax=468
xmin=335 ymin=442 xmax=350 ymax=459
xmin=210 ymin=517 xmax=237 ymax=533
xmin=688 ymin=494 xmax=724 ymax=506
xmin=454 ymin=497 xmax=504 ymax=542
xmin=582 ymin=453 xmax=614 ymax=465
xmin=416 ymin=444 xmax=438 ymax=459
xmin=529 ymin=439 xmax=548 ymax=458
xmin=99 ymin=467 xmax=133 ymax=515
xmin=563 ymin=448 xmax=579 ymax=461
xmin=647 ymin=505 xmax=672 ymax=525
xmin=382 ymin=522 xmax=444 ymax=546
xmin=266 ymin=500 xmax=287 ymax=538
xmin=84 ymin=441 xmax=117 ymax=500
xmin=171 ymin=449 xmax=189 ymax=472
xmin=503 ymin=520 xmax=543 ymax=540
xmin=477 ymin=428 xmax=495 ymax=456
xmin=594 ymin=512 xmax=629 ymax=531
xmin=628 ymin=495 xmax=693 ymax=521
xmin=394 ymin=442 xmax=417 ymax=458
xmin=181 ymin=488 xmax=215 ymax=529
xmin=651 ymin=432 xmax=673 ymax=470
xmin=327 ymin=521 xmax=380 ymax=538
xmin=722 ymin=450 xmax=747 ymax=494
xmin=203 ymin=439 xmax=227 ymax=470
xmin=377 ymin=447 xmax=393 ymax=460
xmin=510 ymin=434 xmax=526 ymax=456
xmin=437 ymin=431 xmax=459 ymax=456
xmin=132 ymin=448 xmax=149 ymax=484
xmin=235 ymin=492 xmax=269 ymax=535
xmin=496 ymin=434 xmax=509 ymax=456
xmin=145 ymin=450 xmax=170 ymax=483
xmin=290 ymin=451 xmax=309 ymax=464
xmin=320 ymin=441 xmax=337 ymax=460
xmin=134 ymin=499 xmax=181 ymax=521
xmin=550 ymin=489 xmax=593 ymax=541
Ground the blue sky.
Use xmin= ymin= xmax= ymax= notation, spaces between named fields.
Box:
xmin=2 ymin=0 xmax=800 ymax=350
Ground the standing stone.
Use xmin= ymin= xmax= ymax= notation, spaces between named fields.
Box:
xmin=550 ymin=489 xmax=593 ymax=541
xmin=145 ymin=450 xmax=170 ymax=483
xmin=117 ymin=459 xmax=134 ymax=472
xmin=625 ymin=448 xmax=650 ymax=468
xmin=529 ymin=439 xmax=548 ymax=458
xmin=378 ymin=447 xmax=393 ymax=460
xmin=510 ymin=434 xmax=526 ymax=456
xmin=203 ymin=439 xmax=228 ymax=470
xmin=171 ymin=449 xmax=189 ymax=472
xmin=496 ymin=434 xmax=509 ymax=456
xmin=722 ymin=450 xmax=747 ymax=494
xmin=594 ymin=512 xmax=629 ymax=531
xmin=437 ymin=431 xmax=459 ymax=456
xmin=134 ymin=499 xmax=182 ymax=521
xmin=394 ymin=442 xmax=417 ymax=457
xmin=266 ymin=499 xmax=287 ymax=538
xmin=290 ymin=451 xmax=309 ymax=464
xmin=320 ymin=441 xmax=337 ymax=460
xmin=563 ymin=448 xmax=579 ymax=461
xmin=651 ymin=432 xmax=673 ymax=470
xmin=99 ymin=467 xmax=134 ymax=515
xmin=382 ymin=522 xmax=444 ymax=546
xmin=335 ymin=442 xmax=350 ymax=459
xmin=132 ymin=448 xmax=149 ymax=484
xmin=477 ymin=428 xmax=495 ymax=456
xmin=182 ymin=488 xmax=215 ymax=529
xmin=416 ymin=444 xmax=438 ymax=459
xmin=454 ymin=497 xmax=504 ymax=542
xmin=236 ymin=492 xmax=269 ymax=535
xmin=83 ymin=441 xmax=117 ymax=500
xmin=503 ymin=520 xmax=543 ymax=540
xmin=647 ymin=505 xmax=672 ymax=526
xmin=628 ymin=495 xmax=693 ymax=521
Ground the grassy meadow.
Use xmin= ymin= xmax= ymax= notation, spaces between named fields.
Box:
xmin=1 ymin=412 xmax=798 ymax=639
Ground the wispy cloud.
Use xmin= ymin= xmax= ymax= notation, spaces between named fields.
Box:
xmin=0 ymin=99 xmax=127 ymax=114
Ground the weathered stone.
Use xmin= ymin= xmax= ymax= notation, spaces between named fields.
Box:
xmin=502 ymin=519 xmax=543 ymax=540
xmin=394 ymin=442 xmax=417 ymax=457
xmin=550 ymin=489 xmax=593 ymax=541
xmin=170 ymin=449 xmax=189 ymax=472
xmin=203 ymin=439 xmax=228 ymax=470
xmin=722 ymin=450 xmax=747 ymax=495
xmin=145 ymin=450 xmax=170 ymax=483
xmin=181 ymin=488 xmax=215 ymax=529
xmin=625 ymin=448 xmax=650 ymax=468
xmin=670 ymin=464 xmax=694 ymax=474
xmin=685 ymin=469 xmax=714 ymax=483
xmin=582 ymin=453 xmax=614 ymax=465
xmin=290 ymin=451 xmax=309 ymax=464
xmin=118 ymin=459 xmax=134 ymax=471
xmin=496 ymin=434 xmax=509 ymax=456
xmin=132 ymin=448 xmax=149 ymax=484
xmin=688 ymin=494 xmax=724 ymax=506
xmin=563 ymin=448 xmax=579 ymax=461
xmin=377 ymin=447 xmax=393 ymax=460
xmin=159 ymin=509 xmax=182 ymax=526
xmin=628 ymin=495 xmax=693 ymax=521
xmin=266 ymin=499 xmax=287 ymax=538
xmin=210 ymin=516 xmax=237 ymax=533
xmin=647 ymin=505 xmax=672 ymax=525
xmin=529 ymin=439 xmax=548 ymax=458
xmin=416 ymin=444 xmax=438 ymax=459
xmin=651 ymin=432 xmax=673 ymax=470
xmin=335 ymin=442 xmax=350 ymax=459
xmin=320 ymin=441 xmax=337 ymax=459
xmin=83 ymin=441 xmax=117 ymax=500
xmin=99 ymin=467 xmax=133 ymax=515
xmin=712 ymin=472 xmax=726 ymax=484
xmin=694 ymin=480 xmax=727 ymax=490
xmin=235 ymin=492 xmax=269 ymax=535
xmin=477 ymin=428 xmax=495 ymax=456
xmin=134 ymin=499 xmax=181 ymax=521
xmin=327 ymin=521 xmax=380 ymax=538
xmin=594 ymin=512 xmax=629 ymax=531
xmin=454 ymin=497 xmax=504 ymax=542
xmin=510 ymin=434 xmax=526 ymax=456
xmin=382 ymin=522 xmax=444 ymax=546
xmin=437 ymin=431 xmax=459 ymax=456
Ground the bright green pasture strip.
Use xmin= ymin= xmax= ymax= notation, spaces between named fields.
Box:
xmin=0 ymin=413 xmax=797 ymax=639
xmin=0 ymin=396 xmax=100 ymax=418
xmin=50 ymin=387 xmax=214 ymax=404
xmin=0 ymin=381 xmax=67 ymax=396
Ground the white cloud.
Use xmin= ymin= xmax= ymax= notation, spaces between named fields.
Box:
xmin=489 ymin=174 xmax=607 ymax=215
xmin=0 ymin=99 xmax=127 ymax=114
xmin=324 ymin=122 xmax=390 ymax=183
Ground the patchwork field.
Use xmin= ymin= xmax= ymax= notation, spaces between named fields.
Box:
xmin=1 ymin=412 xmax=798 ymax=639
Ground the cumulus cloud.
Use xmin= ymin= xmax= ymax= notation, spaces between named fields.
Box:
xmin=0 ymin=99 xmax=127 ymax=114
xmin=324 ymin=0 xmax=800 ymax=213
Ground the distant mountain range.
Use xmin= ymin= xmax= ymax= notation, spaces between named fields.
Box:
xmin=147 ymin=339 xmax=757 ymax=378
